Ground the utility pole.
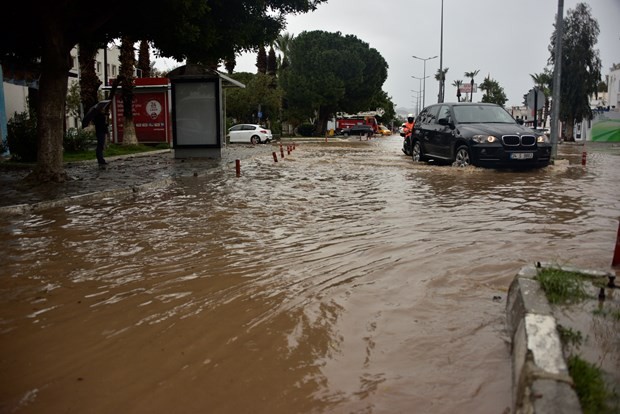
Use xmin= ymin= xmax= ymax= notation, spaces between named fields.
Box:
xmin=550 ymin=0 xmax=564 ymax=160
xmin=438 ymin=0 xmax=445 ymax=103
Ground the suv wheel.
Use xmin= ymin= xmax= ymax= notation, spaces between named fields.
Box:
xmin=453 ymin=145 xmax=471 ymax=167
xmin=251 ymin=135 xmax=260 ymax=144
xmin=412 ymin=141 xmax=423 ymax=162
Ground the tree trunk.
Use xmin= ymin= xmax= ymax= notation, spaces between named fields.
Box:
xmin=564 ymin=116 xmax=575 ymax=141
xmin=30 ymin=22 xmax=71 ymax=182
xmin=78 ymin=40 xmax=102 ymax=116
xmin=120 ymin=36 xmax=138 ymax=145
xmin=317 ymin=106 xmax=330 ymax=136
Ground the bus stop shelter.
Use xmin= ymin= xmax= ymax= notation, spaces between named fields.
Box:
xmin=168 ymin=64 xmax=244 ymax=159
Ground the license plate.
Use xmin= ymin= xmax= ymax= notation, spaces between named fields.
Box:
xmin=510 ymin=152 xmax=534 ymax=160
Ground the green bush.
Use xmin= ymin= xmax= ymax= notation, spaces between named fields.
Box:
xmin=297 ymin=123 xmax=315 ymax=137
xmin=6 ymin=111 xmax=38 ymax=162
xmin=0 ymin=138 xmax=7 ymax=155
xmin=63 ymin=128 xmax=95 ymax=153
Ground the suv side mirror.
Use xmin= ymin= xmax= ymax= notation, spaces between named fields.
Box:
xmin=516 ymin=118 xmax=524 ymax=125
xmin=438 ymin=118 xmax=454 ymax=129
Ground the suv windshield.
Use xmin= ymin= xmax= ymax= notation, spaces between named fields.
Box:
xmin=453 ymin=105 xmax=515 ymax=124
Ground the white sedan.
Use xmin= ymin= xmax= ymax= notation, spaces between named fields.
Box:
xmin=227 ymin=124 xmax=273 ymax=144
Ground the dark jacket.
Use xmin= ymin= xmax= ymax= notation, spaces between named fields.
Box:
xmin=93 ymin=111 xmax=108 ymax=136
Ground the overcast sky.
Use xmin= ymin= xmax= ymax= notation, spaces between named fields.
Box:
xmin=156 ymin=0 xmax=619 ymax=114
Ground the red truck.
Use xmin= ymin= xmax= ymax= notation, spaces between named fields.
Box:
xmin=336 ymin=114 xmax=378 ymax=134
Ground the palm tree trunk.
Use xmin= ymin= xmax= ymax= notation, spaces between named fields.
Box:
xmin=120 ymin=36 xmax=138 ymax=145
xmin=78 ymin=40 xmax=102 ymax=117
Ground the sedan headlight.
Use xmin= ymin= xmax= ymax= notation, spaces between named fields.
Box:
xmin=537 ymin=135 xmax=549 ymax=144
xmin=472 ymin=135 xmax=498 ymax=143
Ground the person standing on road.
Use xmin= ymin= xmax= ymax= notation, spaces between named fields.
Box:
xmin=93 ymin=103 xmax=110 ymax=166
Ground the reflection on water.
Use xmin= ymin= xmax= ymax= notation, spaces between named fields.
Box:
xmin=1 ymin=137 xmax=618 ymax=413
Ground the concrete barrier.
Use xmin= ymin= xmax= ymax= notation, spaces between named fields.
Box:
xmin=506 ymin=264 xmax=581 ymax=414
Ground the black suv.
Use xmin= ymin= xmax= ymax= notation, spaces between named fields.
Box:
xmin=342 ymin=125 xmax=374 ymax=137
xmin=411 ymin=103 xmax=552 ymax=168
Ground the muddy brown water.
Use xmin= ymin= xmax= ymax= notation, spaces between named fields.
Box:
xmin=1 ymin=136 xmax=618 ymax=413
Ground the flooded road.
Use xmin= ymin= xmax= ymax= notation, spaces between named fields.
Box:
xmin=1 ymin=136 xmax=619 ymax=413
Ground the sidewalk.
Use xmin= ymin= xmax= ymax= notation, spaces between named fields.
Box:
xmin=0 ymin=145 xmax=277 ymax=215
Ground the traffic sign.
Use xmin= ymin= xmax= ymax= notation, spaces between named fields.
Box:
xmin=526 ymin=89 xmax=545 ymax=110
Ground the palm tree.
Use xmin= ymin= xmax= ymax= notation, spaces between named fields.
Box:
xmin=78 ymin=40 xmax=103 ymax=118
xmin=274 ymin=32 xmax=295 ymax=70
xmin=435 ymin=68 xmax=449 ymax=102
xmin=119 ymin=36 xmax=138 ymax=145
xmin=452 ymin=80 xmax=463 ymax=102
xmin=464 ymin=70 xmax=480 ymax=102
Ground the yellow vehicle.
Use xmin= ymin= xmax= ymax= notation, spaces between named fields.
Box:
xmin=377 ymin=125 xmax=392 ymax=136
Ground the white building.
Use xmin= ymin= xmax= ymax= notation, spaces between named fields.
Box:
xmin=602 ymin=66 xmax=619 ymax=112
xmin=1 ymin=44 xmax=121 ymax=127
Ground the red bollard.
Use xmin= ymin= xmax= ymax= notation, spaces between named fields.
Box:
xmin=612 ymin=219 xmax=620 ymax=268
xmin=293 ymin=143 xmax=296 ymax=150
xmin=280 ymin=146 xmax=285 ymax=158
xmin=235 ymin=159 xmax=240 ymax=177
xmin=272 ymin=152 xmax=278 ymax=162
xmin=581 ymin=151 xmax=587 ymax=166
xmin=287 ymin=145 xmax=291 ymax=155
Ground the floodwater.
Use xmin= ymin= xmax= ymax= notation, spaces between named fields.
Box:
xmin=1 ymin=136 xmax=618 ymax=413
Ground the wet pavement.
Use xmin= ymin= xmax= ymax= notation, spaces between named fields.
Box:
xmin=0 ymin=145 xmax=277 ymax=212
xmin=0 ymin=136 xmax=619 ymax=413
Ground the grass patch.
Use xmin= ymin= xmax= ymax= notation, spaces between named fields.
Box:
xmin=568 ymin=355 xmax=615 ymax=414
xmin=63 ymin=144 xmax=161 ymax=163
xmin=535 ymin=267 xmax=589 ymax=304
xmin=557 ymin=324 xmax=583 ymax=350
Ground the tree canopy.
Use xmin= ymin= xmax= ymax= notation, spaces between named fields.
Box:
xmin=548 ymin=2 xmax=601 ymax=140
xmin=226 ymin=72 xmax=282 ymax=127
xmin=279 ymin=30 xmax=388 ymax=134
xmin=1 ymin=0 xmax=326 ymax=181
xmin=479 ymin=77 xmax=507 ymax=106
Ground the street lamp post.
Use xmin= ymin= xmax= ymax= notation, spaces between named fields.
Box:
xmin=412 ymin=55 xmax=437 ymax=108
xmin=411 ymin=89 xmax=421 ymax=115
xmin=411 ymin=75 xmax=429 ymax=110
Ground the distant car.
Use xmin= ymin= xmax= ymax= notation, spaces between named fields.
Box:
xmin=227 ymin=124 xmax=273 ymax=144
xmin=377 ymin=125 xmax=392 ymax=136
xmin=341 ymin=124 xmax=374 ymax=137
xmin=411 ymin=102 xmax=552 ymax=168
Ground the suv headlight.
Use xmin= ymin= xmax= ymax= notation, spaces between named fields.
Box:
xmin=472 ymin=135 xmax=498 ymax=143
xmin=537 ymin=135 xmax=549 ymax=144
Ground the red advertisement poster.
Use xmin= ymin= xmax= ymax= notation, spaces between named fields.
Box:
xmin=113 ymin=89 xmax=170 ymax=144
